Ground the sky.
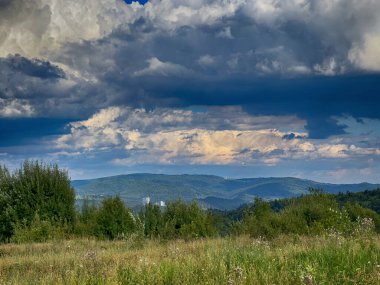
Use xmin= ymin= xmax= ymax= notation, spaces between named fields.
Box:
xmin=0 ymin=0 xmax=379 ymax=183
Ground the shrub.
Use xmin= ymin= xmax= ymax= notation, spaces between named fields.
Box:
xmin=161 ymin=200 xmax=216 ymax=240
xmin=280 ymin=191 xmax=351 ymax=235
xmin=241 ymin=191 xmax=372 ymax=238
xmin=11 ymin=213 xmax=68 ymax=243
xmin=344 ymin=202 xmax=380 ymax=232
xmin=243 ymin=198 xmax=283 ymax=238
xmin=94 ymin=196 xmax=136 ymax=240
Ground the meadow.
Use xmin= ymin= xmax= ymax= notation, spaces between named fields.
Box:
xmin=1 ymin=162 xmax=380 ymax=284
xmin=0 ymin=234 xmax=379 ymax=285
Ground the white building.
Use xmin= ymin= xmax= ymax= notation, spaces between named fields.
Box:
xmin=142 ymin=196 xmax=151 ymax=205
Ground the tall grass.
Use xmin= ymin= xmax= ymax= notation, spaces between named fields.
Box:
xmin=0 ymin=235 xmax=379 ymax=284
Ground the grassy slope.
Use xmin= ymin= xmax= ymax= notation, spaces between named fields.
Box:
xmin=1 ymin=235 xmax=379 ymax=284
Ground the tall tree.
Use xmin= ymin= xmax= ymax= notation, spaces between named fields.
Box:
xmin=11 ymin=161 xmax=76 ymax=225
xmin=0 ymin=160 xmax=76 ymax=242
xmin=0 ymin=166 xmax=14 ymax=242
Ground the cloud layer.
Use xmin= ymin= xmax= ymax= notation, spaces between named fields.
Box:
xmin=1 ymin=0 xmax=380 ymax=182
xmin=1 ymin=1 xmax=380 ymax=133
xmin=56 ymin=107 xmax=380 ymax=166
xmin=2 ymin=0 xmax=380 ymax=71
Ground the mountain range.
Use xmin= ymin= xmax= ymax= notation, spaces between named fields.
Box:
xmin=72 ymin=174 xmax=380 ymax=210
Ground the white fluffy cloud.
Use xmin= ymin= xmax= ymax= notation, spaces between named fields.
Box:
xmin=0 ymin=0 xmax=137 ymax=58
xmin=56 ymin=106 xmax=380 ymax=165
xmin=349 ymin=32 xmax=380 ymax=71
xmin=142 ymin=0 xmax=243 ymax=29
xmin=59 ymin=105 xmax=305 ymax=134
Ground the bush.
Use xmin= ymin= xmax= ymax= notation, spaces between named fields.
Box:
xmin=161 ymin=200 xmax=216 ymax=240
xmin=344 ymin=202 xmax=380 ymax=233
xmin=12 ymin=213 xmax=68 ymax=243
xmin=241 ymin=191 xmax=374 ymax=239
xmin=94 ymin=196 xmax=136 ymax=240
xmin=280 ymin=191 xmax=351 ymax=235
xmin=243 ymin=198 xmax=283 ymax=238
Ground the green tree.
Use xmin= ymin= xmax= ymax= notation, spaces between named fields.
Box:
xmin=75 ymin=199 xmax=99 ymax=236
xmin=139 ymin=203 xmax=164 ymax=238
xmin=94 ymin=196 xmax=136 ymax=240
xmin=279 ymin=190 xmax=351 ymax=235
xmin=162 ymin=200 xmax=216 ymax=240
xmin=11 ymin=160 xmax=76 ymax=226
xmin=243 ymin=198 xmax=282 ymax=238
xmin=0 ymin=165 xmax=14 ymax=242
xmin=0 ymin=161 xmax=76 ymax=242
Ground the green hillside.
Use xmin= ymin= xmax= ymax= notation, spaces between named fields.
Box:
xmin=72 ymin=174 xmax=380 ymax=210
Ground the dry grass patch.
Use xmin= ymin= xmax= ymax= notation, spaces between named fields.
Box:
xmin=0 ymin=235 xmax=379 ymax=284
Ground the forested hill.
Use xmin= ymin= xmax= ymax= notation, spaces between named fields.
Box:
xmin=72 ymin=174 xmax=380 ymax=210
xmin=336 ymin=188 xmax=380 ymax=213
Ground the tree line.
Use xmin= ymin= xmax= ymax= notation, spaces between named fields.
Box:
xmin=1 ymin=161 xmax=379 ymax=243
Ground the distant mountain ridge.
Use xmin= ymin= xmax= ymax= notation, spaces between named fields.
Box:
xmin=72 ymin=174 xmax=380 ymax=210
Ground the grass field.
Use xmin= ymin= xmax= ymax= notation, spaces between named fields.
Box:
xmin=0 ymin=235 xmax=379 ymax=285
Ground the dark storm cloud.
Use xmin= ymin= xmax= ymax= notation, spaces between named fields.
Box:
xmin=44 ymin=0 xmax=380 ymax=139
xmin=0 ymin=54 xmax=107 ymax=118
xmin=182 ymin=75 xmax=378 ymax=139
xmin=0 ymin=55 xmax=65 ymax=79
xmin=1 ymin=0 xmax=380 ymax=139
xmin=40 ymin=43 xmax=375 ymax=139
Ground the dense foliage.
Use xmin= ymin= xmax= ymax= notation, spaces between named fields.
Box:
xmin=1 ymin=161 xmax=379 ymax=243
xmin=77 ymin=197 xmax=136 ymax=240
xmin=0 ymin=161 xmax=75 ymax=242
xmin=139 ymin=200 xmax=216 ymax=240
xmin=211 ymin=188 xmax=380 ymax=238
xmin=336 ymin=188 xmax=380 ymax=213
xmin=268 ymin=188 xmax=380 ymax=214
